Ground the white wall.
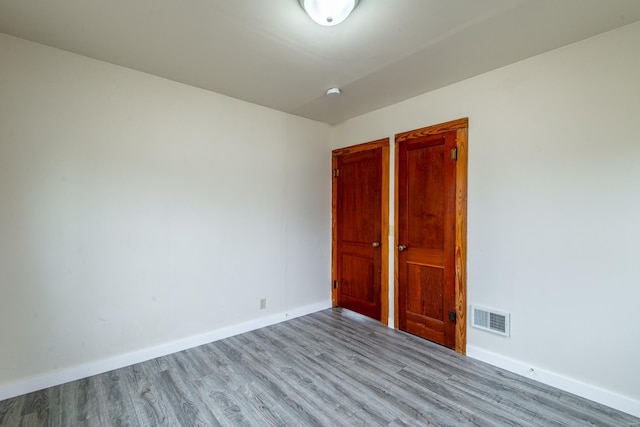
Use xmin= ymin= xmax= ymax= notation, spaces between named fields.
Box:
xmin=332 ymin=22 xmax=640 ymax=413
xmin=0 ymin=34 xmax=331 ymax=392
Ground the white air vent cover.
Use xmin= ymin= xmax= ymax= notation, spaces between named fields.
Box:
xmin=472 ymin=305 xmax=510 ymax=337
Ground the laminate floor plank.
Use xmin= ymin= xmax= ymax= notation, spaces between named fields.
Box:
xmin=314 ymin=345 xmax=495 ymax=426
xmin=17 ymin=412 xmax=38 ymax=427
xmin=0 ymin=393 xmax=24 ymax=426
xmin=309 ymin=311 xmax=616 ymax=426
xmin=232 ymin=331 xmax=365 ymax=427
xmin=228 ymin=334 xmax=337 ymax=425
xmin=189 ymin=376 xmax=255 ymax=427
xmin=95 ymin=369 xmax=139 ymax=426
xmin=203 ymin=340 xmax=307 ymax=426
xmin=167 ymin=352 xmax=245 ymax=427
xmin=228 ymin=334 xmax=336 ymax=421
xmin=286 ymin=316 xmax=510 ymax=426
xmin=135 ymin=360 xmax=182 ymax=425
xmin=444 ymin=373 xmax=600 ymax=427
xmin=445 ymin=358 xmax=634 ymax=427
xmin=1 ymin=308 xmax=638 ymax=427
xmin=256 ymin=331 xmax=394 ymax=426
xmin=287 ymin=320 xmax=484 ymax=426
xmin=156 ymin=369 xmax=219 ymax=427
xmin=19 ymin=388 xmax=53 ymax=426
xmin=305 ymin=313 xmax=471 ymax=379
xmin=253 ymin=327 xmax=386 ymax=425
xmin=264 ymin=321 xmax=414 ymax=424
xmin=188 ymin=346 xmax=270 ymax=426
xmin=162 ymin=353 xmax=223 ymax=426
xmin=442 ymin=374 xmax=551 ymax=426
xmin=120 ymin=364 xmax=168 ymax=427
xmin=57 ymin=378 xmax=94 ymax=425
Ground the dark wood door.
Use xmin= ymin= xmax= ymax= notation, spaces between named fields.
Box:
xmin=397 ymin=130 xmax=457 ymax=349
xmin=335 ymin=148 xmax=382 ymax=320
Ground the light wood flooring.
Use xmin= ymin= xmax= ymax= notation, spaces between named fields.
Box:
xmin=1 ymin=308 xmax=638 ymax=426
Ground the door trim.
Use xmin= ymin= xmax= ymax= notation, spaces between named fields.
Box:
xmin=394 ymin=118 xmax=468 ymax=354
xmin=332 ymin=138 xmax=390 ymax=325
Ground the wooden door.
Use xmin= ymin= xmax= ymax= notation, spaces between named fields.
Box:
xmin=333 ymin=144 xmax=385 ymax=320
xmin=397 ymin=123 xmax=463 ymax=350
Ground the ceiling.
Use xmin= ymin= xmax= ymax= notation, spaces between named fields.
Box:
xmin=1 ymin=0 xmax=639 ymax=125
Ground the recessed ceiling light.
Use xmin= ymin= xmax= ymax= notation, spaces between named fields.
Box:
xmin=299 ymin=0 xmax=359 ymax=26
xmin=327 ymin=87 xmax=341 ymax=96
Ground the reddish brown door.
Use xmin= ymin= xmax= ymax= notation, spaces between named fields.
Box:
xmin=334 ymin=148 xmax=382 ymax=320
xmin=397 ymin=130 xmax=457 ymax=348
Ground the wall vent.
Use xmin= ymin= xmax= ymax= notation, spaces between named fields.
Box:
xmin=471 ymin=305 xmax=510 ymax=337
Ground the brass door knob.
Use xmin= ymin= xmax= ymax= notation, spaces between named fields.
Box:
xmin=372 ymin=241 xmax=381 ymax=248
xmin=397 ymin=245 xmax=407 ymax=252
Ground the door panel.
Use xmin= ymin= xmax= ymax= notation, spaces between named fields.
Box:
xmin=407 ymin=144 xmax=445 ymax=249
xmin=398 ymin=130 xmax=457 ymax=349
xmin=406 ymin=263 xmax=445 ymax=343
xmin=341 ymin=254 xmax=374 ymax=302
xmin=335 ymin=148 xmax=382 ymax=320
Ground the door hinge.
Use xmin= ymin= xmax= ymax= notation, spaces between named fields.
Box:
xmin=333 ymin=168 xmax=340 ymax=177
xmin=333 ymin=280 xmax=339 ymax=289
xmin=450 ymin=147 xmax=458 ymax=161
xmin=449 ymin=310 xmax=457 ymax=324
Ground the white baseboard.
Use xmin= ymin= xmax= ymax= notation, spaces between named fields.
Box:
xmin=466 ymin=345 xmax=640 ymax=418
xmin=0 ymin=300 xmax=332 ymax=401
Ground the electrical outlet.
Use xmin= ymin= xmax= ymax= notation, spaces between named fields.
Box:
xmin=259 ymin=298 xmax=267 ymax=310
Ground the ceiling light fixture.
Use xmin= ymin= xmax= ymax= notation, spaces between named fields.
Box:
xmin=299 ymin=0 xmax=360 ymax=26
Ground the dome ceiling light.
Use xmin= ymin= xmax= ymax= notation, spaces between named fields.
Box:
xmin=299 ymin=0 xmax=360 ymax=26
